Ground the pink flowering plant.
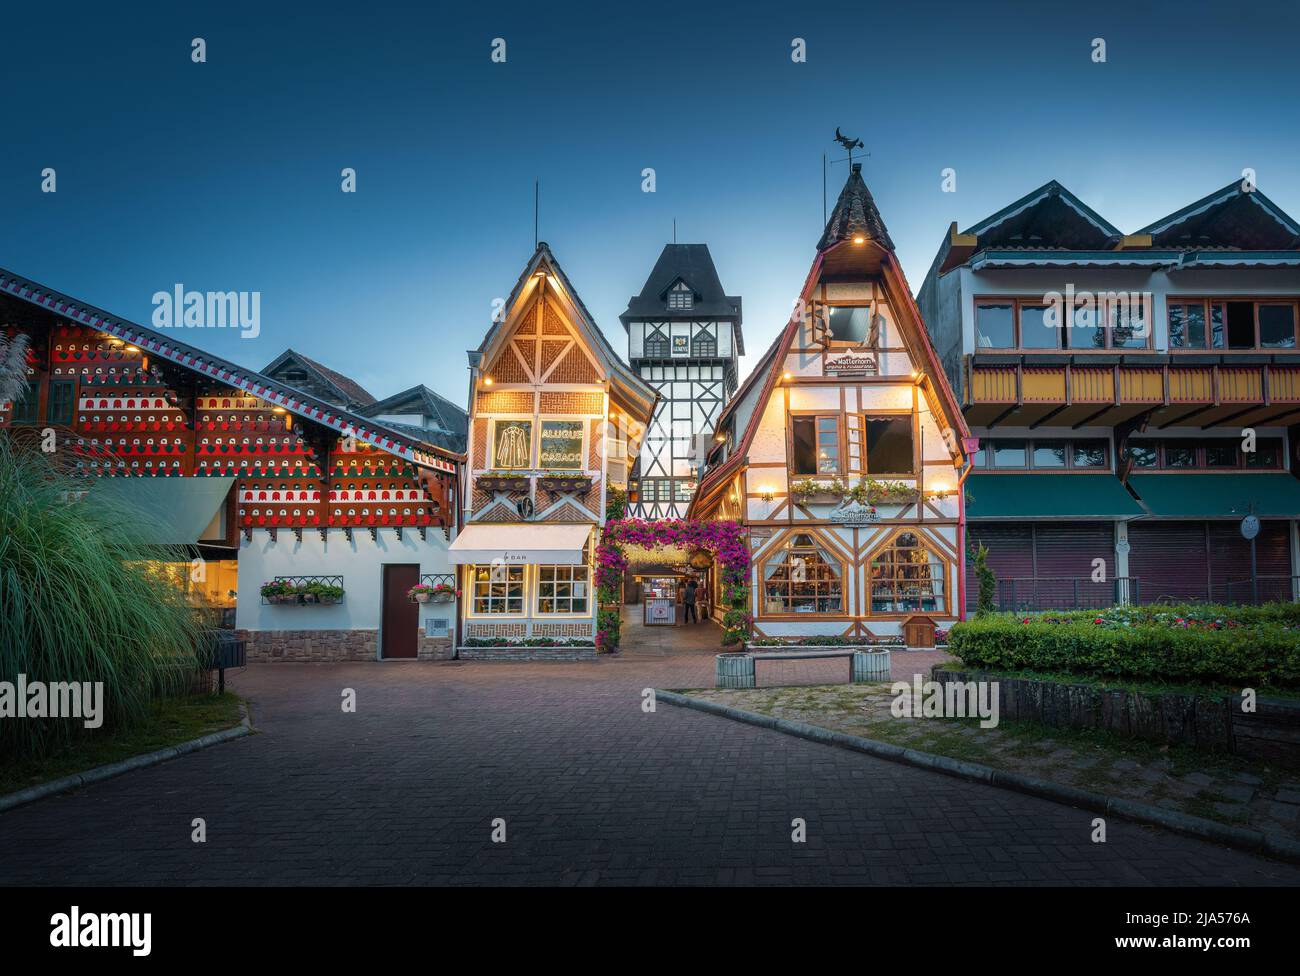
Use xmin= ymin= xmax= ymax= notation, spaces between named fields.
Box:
xmin=596 ymin=518 xmax=750 ymax=652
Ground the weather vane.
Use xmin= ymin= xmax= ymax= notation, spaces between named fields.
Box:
xmin=834 ymin=127 xmax=866 ymax=168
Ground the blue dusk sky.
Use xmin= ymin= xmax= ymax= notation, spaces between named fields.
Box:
xmin=3 ymin=0 xmax=1298 ymax=408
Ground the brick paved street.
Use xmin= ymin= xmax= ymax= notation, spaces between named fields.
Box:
xmin=1 ymin=620 xmax=1298 ymax=885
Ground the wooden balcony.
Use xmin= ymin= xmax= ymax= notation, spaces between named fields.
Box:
xmin=965 ymin=354 xmax=1300 ymax=429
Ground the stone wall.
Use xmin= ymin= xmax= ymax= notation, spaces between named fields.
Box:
xmin=239 ymin=628 xmax=453 ymax=663
xmin=933 ymin=667 xmax=1300 ymax=768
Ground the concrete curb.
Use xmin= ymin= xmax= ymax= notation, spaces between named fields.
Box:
xmin=655 ymin=689 xmax=1300 ymax=865
xmin=0 ymin=705 xmax=253 ymax=815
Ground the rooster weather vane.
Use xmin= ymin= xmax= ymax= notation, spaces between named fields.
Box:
xmin=834 ymin=127 xmax=866 ymax=168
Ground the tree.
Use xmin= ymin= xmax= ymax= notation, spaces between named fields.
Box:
xmin=969 ymin=538 xmax=997 ymax=616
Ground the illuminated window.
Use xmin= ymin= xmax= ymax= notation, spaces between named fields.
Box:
xmin=762 ymin=535 xmax=843 ymax=614
xmin=537 ymin=564 xmax=589 ymax=615
xmin=471 ymin=564 xmax=524 ymax=614
xmin=492 ymin=420 xmax=532 ymax=469
xmin=871 ymin=532 xmax=946 ymax=613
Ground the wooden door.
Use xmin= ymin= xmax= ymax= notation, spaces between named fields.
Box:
xmin=381 ymin=564 xmax=421 ymax=659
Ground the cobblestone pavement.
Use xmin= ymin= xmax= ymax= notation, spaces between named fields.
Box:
xmin=1 ymin=624 xmax=1297 ymax=885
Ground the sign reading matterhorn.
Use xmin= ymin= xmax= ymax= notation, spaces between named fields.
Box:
xmin=824 ymin=353 xmax=878 ymax=377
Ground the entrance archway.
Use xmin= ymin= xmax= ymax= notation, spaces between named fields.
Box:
xmin=595 ymin=519 xmax=750 ymax=652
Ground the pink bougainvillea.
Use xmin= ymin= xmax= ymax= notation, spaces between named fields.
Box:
xmin=596 ymin=518 xmax=750 ymax=651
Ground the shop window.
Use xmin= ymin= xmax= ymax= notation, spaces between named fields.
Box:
xmin=1246 ymin=437 xmax=1283 ymax=469
xmin=792 ymin=416 xmax=840 ymax=475
xmin=870 ymin=532 xmax=946 ymax=613
xmin=863 ymin=417 xmax=914 ymax=474
xmin=1032 ymin=441 xmax=1067 ymax=468
xmin=1164 ymin=444 xmax=1195 ymax=468
xmin=1072 ymin=440 xmax=1108 ymax=468
xmin=762 ymin=535 xmax=843 ymax=614
xmin=992 ymin=440 xmax=1027 ymax=468
xmin=1204 ymin=441 xmax=1238 ymax=467
xmin=537 ymin=564 xmax=589 ymax=615
xmin=1126 ymin=442 xmax=1158 ymax=468
xmin=471 ymin=564 xmax=524 ymax=614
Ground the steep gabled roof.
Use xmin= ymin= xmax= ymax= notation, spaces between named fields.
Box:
xmin=690 ymin=170 xmax=970 ymax=517
xmin=0 ymin=268 xmax=461 ymax=471
xmin=262 ymin=348 xmax=376 ymax=407
xmin=620 ymin=244 xmax=744 ymax=353
xmin=475 ymin=242 xmax=658 ymax=423
xmin=1137 ymin=180 xmax=1300 ymax=250
xmin=817 ymin=164 xmax=895 ymax=252
xmin=962 ymin=180 xmax=1121 ymax=248
xmin=359 ymin=384 xmax=468 ymax=454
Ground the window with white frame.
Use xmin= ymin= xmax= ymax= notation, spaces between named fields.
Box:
xmin=536 ymin=564 xmax=590 ymax=614
xmin=471 ymin=564 xmax=524 ymax=614
xmin=667 ymin=281 xmax=693 ymax=310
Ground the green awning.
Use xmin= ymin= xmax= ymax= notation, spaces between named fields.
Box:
xmin=89 ymin=477 xmax=235 ymax=546
xmin=1129 ymin=474 xmax=1300 ymax=518
xmin=965 ymin=473 xmax=1144 ymax=519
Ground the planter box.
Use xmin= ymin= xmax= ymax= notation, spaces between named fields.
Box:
xmin=538 ymin=475 xmax=592 ymax=493
xmin=477 ymin=474 xmax=529 ymax=493
xmin=792 ymin=492 xmax=843 ymax=505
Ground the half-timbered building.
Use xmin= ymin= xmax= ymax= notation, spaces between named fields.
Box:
xmin=450 ymin=243 xmax=657 ymax=657
xmin=690 ymin=165 xmax=970 ymax=642
xmin=620 ymin=244 xmax=743 ymax=518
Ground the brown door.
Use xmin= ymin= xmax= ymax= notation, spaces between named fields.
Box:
xmin=381 ymin=564 xmax=421 ymax=659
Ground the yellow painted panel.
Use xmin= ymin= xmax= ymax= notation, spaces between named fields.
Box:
xmin=1168 ymin=368 xmax=1213 ymax=403
xmin=1118 ymin=368 xmax=1164 ymax=402
xmin=1220 ymin=368 xmax=1263 ymax=402
xmin=1021 ymin=368 xmax=1066 ymax=402
xmin=1271 ymin=367 xmax=1300 ymax=402
xmin=1070 ymin=369 xmax=1114 ymax=403
xmin=970 ymin=368 xmax=1017 ymax=403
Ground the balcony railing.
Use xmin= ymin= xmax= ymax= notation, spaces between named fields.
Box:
xmin=991 ymin=575 xmax=1300 ymax=610
xmin=1223 ymin=576 xmax=1300 ymax=606
xmin=966 ymin=356 xmax=1300 ymax=409
xmin=994 ymin=576 xmax=1138 ymax=611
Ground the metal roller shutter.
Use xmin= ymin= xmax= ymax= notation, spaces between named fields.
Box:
xmin=965 ymin=522 xmax=1033 ymax=612
xmin=1207 ymin=520 xmax=1292 ymax=603
xmin=1031 ymin=521 xmax=1116 ymax=609
xmin=1128 ymin=521 xmax=1210 ymax=603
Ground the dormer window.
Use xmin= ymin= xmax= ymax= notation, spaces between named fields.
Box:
xmin=667 ymin=281 xmax=694 ymax=311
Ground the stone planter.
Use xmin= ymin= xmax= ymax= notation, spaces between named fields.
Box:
xmin=413 ymin=592 xmax=432 ymax=604
xmin=431 ymin=591 xmax=455 ymax=603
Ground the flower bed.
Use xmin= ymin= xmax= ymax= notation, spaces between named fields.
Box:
xmin=749 ymin=635 xmax=903 ymax=648
xmin=949 ymin=604 xmax=1300 ymax=688
xmin=459 ymin=637 xmax=594 ymax=648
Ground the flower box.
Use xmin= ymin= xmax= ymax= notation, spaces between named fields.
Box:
xmin=538 ymin=475 xmax=592 ymax=493
xmin=477 ymin=474 xmax=529 ymax=493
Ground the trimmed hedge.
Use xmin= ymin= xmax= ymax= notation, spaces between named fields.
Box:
xmin=949 ymin=605 xmax=1300 ymax=688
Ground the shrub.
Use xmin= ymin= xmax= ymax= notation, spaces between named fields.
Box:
xmin=969 ymin=540 xmax=996 ymax=616
xmin=0 ymin=438 xmax=206 ymax=758
xmin=948 ymin=607 xmax=1300 ymax=688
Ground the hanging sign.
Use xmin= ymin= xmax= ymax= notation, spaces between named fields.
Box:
xmin=539 ymin=420 xmax=584 ymax=470
xmin=1240 ymin=514 xmax=1260 ymax=541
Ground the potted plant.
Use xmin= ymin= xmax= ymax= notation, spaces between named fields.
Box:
xmin=317 ymin=584 xmax=345 ymax=604
xmin=407 ymin=583 xmax=434 ymax=604
xmin=430 ymin=583 xmax=457 ymax=603
xmin=260 ymin=579 xmax=295 ymax=604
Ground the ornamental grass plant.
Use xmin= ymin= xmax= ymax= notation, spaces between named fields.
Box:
xmin=0 ymin=437 xmax=206 ymax=759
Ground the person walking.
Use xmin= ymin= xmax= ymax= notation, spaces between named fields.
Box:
xmin=684 ymin=577 xmax=698 ymax=624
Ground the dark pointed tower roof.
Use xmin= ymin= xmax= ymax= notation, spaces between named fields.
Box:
xmin=818 ymin=163 xmax=895 ymax=252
